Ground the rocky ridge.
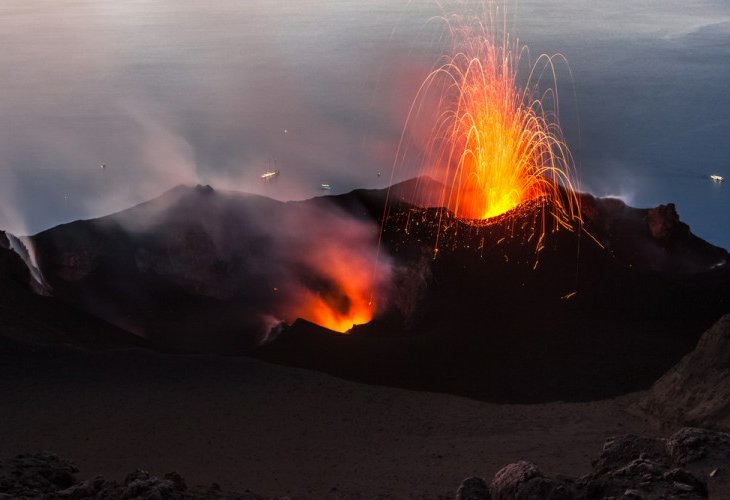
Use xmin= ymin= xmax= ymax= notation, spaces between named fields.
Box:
xmin=639 ymin=313 xmax=730 ymax=430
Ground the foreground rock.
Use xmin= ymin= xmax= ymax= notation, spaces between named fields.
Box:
xmin=4 ymin=428 xmax=728 ymax=499
xmin=639 ymin=313 xmax=730 ymax=430
xmin=457 ymin=427 xmax=730 ymax=500
xmin=0 ymin=452 xmax=78 ymax=498
xmin=0 ymin=453 xmax=261 ymax=499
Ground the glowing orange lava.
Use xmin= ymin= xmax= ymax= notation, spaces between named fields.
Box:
xmin=291 ymin=243 xmax=379 ymax=333
xmin=396 ymin=1 xmax=581 ymax=232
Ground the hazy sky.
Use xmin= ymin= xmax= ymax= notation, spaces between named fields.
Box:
xmin=1 ymin=0 xmax=729 ymax=248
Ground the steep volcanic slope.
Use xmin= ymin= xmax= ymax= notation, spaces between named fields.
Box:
xmin=31 ymin=185 xmax=292 ymax=352
xmin=0 ymin=231 xmax=145 ymax=350
xmin=638 ymin=313 xmax=730 ymax=430
xmin=30 ymin=182 xmax=730 ymax=402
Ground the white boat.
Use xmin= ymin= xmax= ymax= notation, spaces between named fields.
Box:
xmin=710 ymin=174 xmax=723 ymax=183
xmin=261 ymin=170 xmax=280 ymax=181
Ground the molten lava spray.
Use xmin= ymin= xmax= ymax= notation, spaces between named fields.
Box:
xmin=392 ymin=1 xmax=581 ymax=242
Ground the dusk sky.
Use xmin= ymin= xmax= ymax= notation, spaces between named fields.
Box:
xmin=1 ymin=0 xmax=729 ymax=248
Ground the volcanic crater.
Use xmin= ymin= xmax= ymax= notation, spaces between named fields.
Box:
xmin=18 ymin=179 xmax=730 ymax=403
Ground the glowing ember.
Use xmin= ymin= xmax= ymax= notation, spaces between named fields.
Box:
xmin=395 ymin=1 xmax=581 ymax=237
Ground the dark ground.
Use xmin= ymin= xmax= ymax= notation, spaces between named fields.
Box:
xmin=1 ymin=335 xmax=659 ymax=499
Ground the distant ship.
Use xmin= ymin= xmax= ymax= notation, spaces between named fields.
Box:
xmin=710 ymin=174 xmax=723 ymax=183
xmin=320 ymin=183 xmax=332 ymax=191
xmin=261 ymin=170 xmax=280 ymax=181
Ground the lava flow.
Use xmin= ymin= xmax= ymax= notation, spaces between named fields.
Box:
xmin=394 ymin=1 xmax=581 ymax=237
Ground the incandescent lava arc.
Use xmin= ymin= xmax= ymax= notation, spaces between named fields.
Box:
xmin=393 ymin=1 xmax=582 ymax=244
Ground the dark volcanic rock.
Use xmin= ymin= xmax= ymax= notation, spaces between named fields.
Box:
xmin=473 ymin=430 xmax=718 ymax=500
xmin=579 ymin=195 xmax=728 ymax=274
xmin=591 ymin=434 xmax=668 ymax=474
xmin=0 ymin=230 xmax=32 ymax=290
xmin=0 ymin=455 xmax=262 ymax=500
xmin=666 ymin=427 xmax=730 ymax=467
xmin=55 ymin=470 xmax=263 ymax=499
xmin=0 ymin=452 xmax=78 ymax=497
xmin=456 ymin=476 xmax=490 ymax=500
xmin=639 ymin=313 xmax=730 ymax=430
xmin=489 ymin=461 xmax=576 ymax=499
xmin=583 ymin=456 xmax=707 ymax=499
xmin=0 ymin=230 xmax=51 ymax=296
xmin=647 ymin=203 xmax=684 ymax=241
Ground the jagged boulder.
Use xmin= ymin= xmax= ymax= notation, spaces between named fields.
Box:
xmin=591 ymin=434 xmax=668 ymax=474
xmin=462 ymin=430 xmax=721 ymax=500
xmin=666 ymin=427 xmax=730 ymax=467
xmin=582 ymin=456 xmax=707 ymax=499
xmin=489 ymin=461 xmax=577 ymax=499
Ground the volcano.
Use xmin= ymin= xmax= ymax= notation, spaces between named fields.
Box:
xmin=23 ymin=180 xmax=730 ymax=403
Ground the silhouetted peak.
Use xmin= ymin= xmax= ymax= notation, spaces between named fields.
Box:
xmin=194 ymin=184 xmax=215 ymax=196
xmin=646 ymin=203 xmax=687 ymax=241
xmin=386 ymin=175 xmax=446 ymax=208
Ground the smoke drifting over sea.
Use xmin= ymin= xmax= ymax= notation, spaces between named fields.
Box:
xmin=1 ymin=1 xmax=729 ymax=249
xmin=0 ymin=1 xmax=431 ymax=238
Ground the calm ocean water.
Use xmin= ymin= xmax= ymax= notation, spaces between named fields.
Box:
xmin=1 ymin=0 xmax=729 ymax=248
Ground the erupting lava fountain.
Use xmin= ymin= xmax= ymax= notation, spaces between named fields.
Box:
xmin=391 ymin=1 xmax=583 ymax=246
xmin=294 ymin=2 xmax=587 ymax=333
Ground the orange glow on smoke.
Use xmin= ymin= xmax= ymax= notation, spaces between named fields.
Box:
xmin=292 ymin=244 xmax=376 ymax=333
xmin=397 ymin=1 xmax=581 ymax=231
